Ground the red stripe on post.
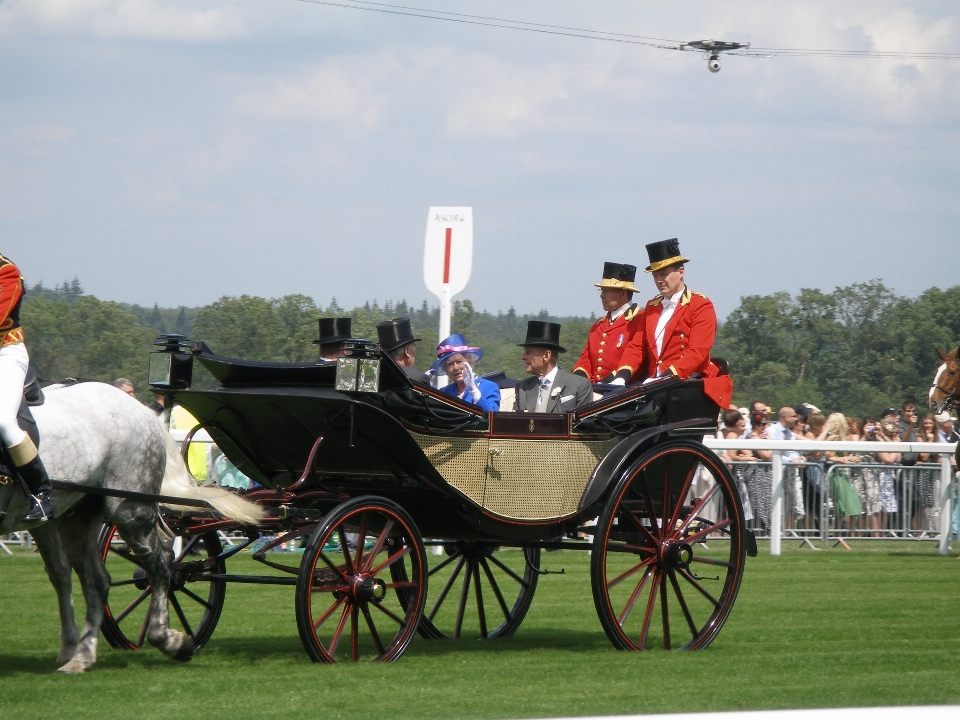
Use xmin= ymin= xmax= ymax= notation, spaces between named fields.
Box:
xmin=443 ymin=228 xmax=452 ymax=284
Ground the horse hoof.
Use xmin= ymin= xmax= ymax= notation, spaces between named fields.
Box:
xmin=57 ymin=659 xmax=89 ymax=674
xmin=172 ymin=636 xmax=195 ymax=662
xmin=57 ymin=647 xmax=78 ymax=664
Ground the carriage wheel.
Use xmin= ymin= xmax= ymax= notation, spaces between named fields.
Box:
xmin=392 ymin=542 xmax=540 ymax=640
xmin=98 ymin=524 xmax=226 ymax=651
xmin=295 ymin=496 xmax=426 ymax=663
xmin=591 ymin=439 xmax=746 ymax=651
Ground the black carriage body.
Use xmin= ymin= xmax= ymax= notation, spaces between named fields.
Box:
xmin=171 ymin=347 xmax=722 ymax=543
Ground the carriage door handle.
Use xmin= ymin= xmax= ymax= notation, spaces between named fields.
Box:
xmin=488 ymin=448 xmax=504 ymax=457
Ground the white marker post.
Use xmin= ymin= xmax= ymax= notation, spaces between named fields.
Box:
xmin=423 ymin=207 xmax=473 ymax=385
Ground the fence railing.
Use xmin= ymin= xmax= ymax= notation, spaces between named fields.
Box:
xmin=703 ymin=439 xmax=957 ymax=556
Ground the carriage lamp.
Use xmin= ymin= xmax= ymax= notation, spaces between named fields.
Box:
xmin=335 ymin=339 xmax=381 ymax=393
xmin=148 ymin=334 xmax=194 ymax=390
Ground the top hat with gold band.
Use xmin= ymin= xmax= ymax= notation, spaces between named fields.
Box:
xmin=313 ymin=317 xmax=352 ymax=346
xmin=376 ymin=317 xmax=422 ymax=352
xmin=594 ymin=262 xmax=639 ymax=292
xmin=644 ymin=238 xmax=690 ymax=273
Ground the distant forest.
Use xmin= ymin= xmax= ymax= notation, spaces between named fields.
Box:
xmin=21 ymin=279 xmax=960 ymax=417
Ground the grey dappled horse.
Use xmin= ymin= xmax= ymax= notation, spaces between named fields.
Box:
xmin=1 ymin=382 xmax=261 ymax=673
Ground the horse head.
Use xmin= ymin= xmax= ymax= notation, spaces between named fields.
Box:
xmin=929 ymin=346 xmax=960 ymax=413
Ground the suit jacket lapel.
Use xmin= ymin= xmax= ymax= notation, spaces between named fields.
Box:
xmin=546 ymin=372 xmax=564 ymax=413
xmin=520 ymin=378 xmax=537 ymax=412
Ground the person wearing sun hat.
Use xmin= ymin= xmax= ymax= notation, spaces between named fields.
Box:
xmin=431 ymin=334 xmax=501 ymax=412
xmin=572 ymin=262 xmax=646 ymax=385
xmin=618 ymin=238 xmax=732 ymax=408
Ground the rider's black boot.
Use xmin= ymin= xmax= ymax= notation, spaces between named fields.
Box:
xmin=8 ymin=436 xmax=55 ymax=523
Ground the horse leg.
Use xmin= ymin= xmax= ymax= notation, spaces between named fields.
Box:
xmin=29 ymin=523 xmax=80 ymax=666
xmin=116 ymin=515 xmax=194 ymax=662
xmin=55 ymin=512 xmax=110 ymax=674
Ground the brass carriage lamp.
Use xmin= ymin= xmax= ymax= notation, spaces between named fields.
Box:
xmin=335 ymin=339 xmax=381 ymax=393
xmin=148 ymin=334 xmax=194 ymax=390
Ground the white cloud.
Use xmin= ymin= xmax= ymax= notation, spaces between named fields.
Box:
xmin=235 ymin=61 xmax=384 ymax=129
xmin=1 ymin=0 xmax=247 ymax=41
xmin=445 ymin=60 xmax=569 ymax=137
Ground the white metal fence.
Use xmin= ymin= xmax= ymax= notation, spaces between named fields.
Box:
xmin=703 ymin=439 xmax=957 ymax=556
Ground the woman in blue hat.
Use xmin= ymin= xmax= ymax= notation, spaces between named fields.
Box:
xmin=431 ymin=334 xmax=501 ymax=412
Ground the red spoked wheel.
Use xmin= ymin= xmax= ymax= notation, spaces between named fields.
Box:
xmin=295 ymin=496 xmax=427 ymax=663
xmin=98 ymin=524 xmax=226 ymax=650
xmin=591 ymin=439 xmax=746 ymax=651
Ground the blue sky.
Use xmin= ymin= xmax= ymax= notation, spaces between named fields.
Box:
xmin=2 ymin=0 xmax=958 ymax=318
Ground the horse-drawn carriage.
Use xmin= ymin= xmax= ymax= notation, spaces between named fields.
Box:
xmin=99 ymin=336 xmax=755 ymax=662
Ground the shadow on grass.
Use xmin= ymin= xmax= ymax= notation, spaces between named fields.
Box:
xmin=196 ymin=628 xmax=612 ymax=662
xmin=0 ymin=629 xmax=625 ymax=676
xmin=0 ymin=655 xmax=64 ymax=677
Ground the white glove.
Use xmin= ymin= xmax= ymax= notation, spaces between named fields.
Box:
xmin=462 ymin=363 xmax=481 ymax=402
xmin=641 ymin=376 xmax=657 ymax=385
xmin=610 ymin=377 xmax=626 ymax=386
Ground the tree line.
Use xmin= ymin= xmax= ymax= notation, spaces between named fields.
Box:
xmin=21 ymin=278 xmax=959 ymax=415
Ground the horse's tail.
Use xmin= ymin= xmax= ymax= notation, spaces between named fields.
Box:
xmin=159 ymin=426 xmax=265 ymax=525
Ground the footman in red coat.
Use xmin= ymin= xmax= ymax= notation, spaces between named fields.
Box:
xmin=572 ymin=262 xmax=645 ymax=385
xmin=618 ymin=239 xmax=733 ymax=408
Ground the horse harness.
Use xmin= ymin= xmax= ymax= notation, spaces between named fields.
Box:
xmin=931 ymin=357 xmax=960 ymax=414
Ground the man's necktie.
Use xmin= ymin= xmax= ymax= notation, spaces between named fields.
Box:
xmin=535 ymin=379 xmax=551 ymax=412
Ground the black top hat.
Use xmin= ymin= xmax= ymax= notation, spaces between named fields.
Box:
xmin=313 ymin=317 xmax=352 ymax=346
xmin=594 ymin=262 xmax=639 ymax=292
xmin=376 ymin=317 xmax=422 ymax=352
xmin=517 ymin=320 xmax=566 ymax=353
xmin=644 ymin=238 xmax=690 ymax=272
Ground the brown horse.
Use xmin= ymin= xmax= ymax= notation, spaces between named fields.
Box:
xmin=929 ymin=347 xmax=960 ymax=467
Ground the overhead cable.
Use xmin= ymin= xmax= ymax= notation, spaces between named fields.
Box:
xmin=296 ymin=0 xmax=960 ymax=60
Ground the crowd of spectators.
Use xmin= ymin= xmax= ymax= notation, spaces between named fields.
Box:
xmin=718 ymin=397 xmax=957 ymax=535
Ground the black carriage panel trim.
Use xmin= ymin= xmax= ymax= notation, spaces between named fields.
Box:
xmin=576 ymin=418 xmax=716 ymax=515
xmin=384 ymin=385 xmax=491 ymax=436
xmin=490 ymin=412 xmax=570 ymax=437
xmin=574 ymin=376 xmax=683 ymax=419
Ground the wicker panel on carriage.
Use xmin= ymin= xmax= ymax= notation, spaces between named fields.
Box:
xmin=410 ymin=430 xmax=618 ymax=520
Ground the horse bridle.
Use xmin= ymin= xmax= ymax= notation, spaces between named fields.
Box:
xmin=931 ymin=358 xmax=960 ymax=414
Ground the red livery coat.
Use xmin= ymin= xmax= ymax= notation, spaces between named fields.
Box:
xmin=572 ymin=304 xmax=644 ymax=382
xmin=0 ymin=254 xmax=25 ymax=347
xmin=619 ymin=287 xmax=732 ymax=407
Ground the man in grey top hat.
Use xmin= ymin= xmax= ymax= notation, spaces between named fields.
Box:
xmin=376 ymin=317 xmax=430 ymax=384
xmin=515 ymin=321 xmax=593 ymax=413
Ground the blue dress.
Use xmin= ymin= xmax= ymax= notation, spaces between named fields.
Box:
xmin=441 ymin=377 xmax=501 ymax=412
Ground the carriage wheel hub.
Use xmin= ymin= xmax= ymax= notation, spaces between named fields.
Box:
xmin=661 ymin=541 xmax=693 ymax=570
xmin=133 ymin=566 xmax=150 ymax=591
xmin=353 ymin=574 xmax=387 ymax=604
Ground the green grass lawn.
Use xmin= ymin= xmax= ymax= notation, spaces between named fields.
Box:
xmin=1 ymin=541 xmax=958 ymax=719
